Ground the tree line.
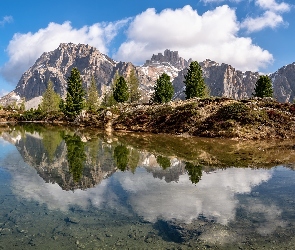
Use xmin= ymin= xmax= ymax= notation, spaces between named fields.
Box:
xmin=39 ymin=61 xmax=274 ymax=119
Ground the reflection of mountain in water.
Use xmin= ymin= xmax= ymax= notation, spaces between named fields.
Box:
xmin=9 ymin=129 xmax=116 ymax=191
xmin=2 ymin=127 xmax=191 ymax=190
xmin=140 ymin=153 xmax=187 ymax=183
xmin=4 ymin=124 xmax=295 ymax=192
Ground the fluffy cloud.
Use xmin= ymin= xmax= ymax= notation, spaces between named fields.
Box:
xmin=241 ymin=0 xmax=290 ymax=33
xmin=241 ymin=10 xmax=284 ymax=33
xmin=115 ymin=5 xmax=273 ymax=71
xmin=0 ymin=16 xmax=13 ymax=26
xmin=255 ymin=0 xmax=290 ymax=12
xmin=0 ymin=20 xmax=128 ymax=85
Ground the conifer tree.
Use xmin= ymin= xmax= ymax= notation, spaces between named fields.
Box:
xmin=86 ymin=77 xmax=99 ymax=112
xmin=152 ymin=73 xmax=174 ymax=103
xmin=101 ymin=72 xmax=118 ymax=107
xmin=127 ymin=68 xmax=141 ymax=103
xmin=40 ymin=81 xmax=61 ymax=112
xmin=113 ymin=76 xmax=129 ymax=103
xmin=253 ymin=75 xmax=273 ymax=98
xmin=184 ymin=61 xmax=208 ymax=99
xmin=64 ymin=68 xmax=85 ymax=118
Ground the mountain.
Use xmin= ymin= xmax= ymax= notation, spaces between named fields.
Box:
xmin=1 ymin=43 xmax=295 ymax=107
xmin=271 ymin=63 xmax=295 ymax=102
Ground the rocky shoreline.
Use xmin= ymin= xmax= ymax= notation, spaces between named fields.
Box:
xmin=2 ymin=97 xmax=295 ymax=140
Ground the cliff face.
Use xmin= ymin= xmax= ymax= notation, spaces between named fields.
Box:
xmin=271 ymin=63 xmax=295 ymax=102
xmin=2 ymin=43 xmax=295 ymax=104
xmin=15 ymin=43 xmax=117 ymax=100
xmin=172 ymin=60 xmax=259 ymax=100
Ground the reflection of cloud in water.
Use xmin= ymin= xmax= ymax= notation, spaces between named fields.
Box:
xmin=243 ymin=200 xmax=286 ymax=236
xmin=4 ymin=149 xmax=272 ymax=226
xmin=3 ymin=151 xmax=109 ymax=212
xmin=116 ymin=168 xmax=272 ymax=225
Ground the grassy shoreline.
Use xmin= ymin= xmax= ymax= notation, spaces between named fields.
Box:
xmin=2 ymin=97 xmax=295 ymax=140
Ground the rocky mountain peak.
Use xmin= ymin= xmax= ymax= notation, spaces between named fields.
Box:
xmin=14 ymin=43 xmax=118 ymax=101
xmin=1 ymin=43 xmax=295 ymax=107
xmin=143 ymin=49 xmax=192 ymax=70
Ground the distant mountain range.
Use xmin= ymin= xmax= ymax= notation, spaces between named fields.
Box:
xmin=1 ymin=43 xmax=295 ymax=107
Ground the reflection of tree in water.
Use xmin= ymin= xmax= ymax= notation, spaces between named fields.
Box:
xmin=128 ymin=148 xmax=140 ymax=173
xmin=114 ymin=145 xmax=129 ymax=171
xmin=185 ymin=162 xmax=202 ymax=184
xmin=156 ymin=155 xmax=171 ymax=170
xmin=63 ymin=134 xmax=86 ymax=182
xmin=42 ymin=130 xmax=63 ymax=162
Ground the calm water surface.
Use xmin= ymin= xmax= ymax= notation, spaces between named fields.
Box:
xmin=0 ymin=124 xmax=295 ymax=249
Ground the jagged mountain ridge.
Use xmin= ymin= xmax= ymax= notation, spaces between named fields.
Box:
xmin=2 ymin=43 xmax=295 ymax=106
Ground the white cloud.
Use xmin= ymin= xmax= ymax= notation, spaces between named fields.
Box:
xmin=255 ymin=0 xmax=290 ymax=12
xmin=114 ymin=5 xmax=273 ymax=71
xmin=0 ymin=16 xmax=13 ymax=26
xmin=241 ymin=10 xmax=284 ymax=32
xmin=0 ymin=20 xmax=128 ymax=85
xmin=241 ymin=0 xmax=290 ymax=33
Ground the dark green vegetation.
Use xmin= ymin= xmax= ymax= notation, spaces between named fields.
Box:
xmin=113 ymin=76 xmax=130 ymax=103
xmin=184 ymin=61 xmax=208 ymax=99
xmin=61 ymin=67 xmax=86 ymax=119
xmin=127 ymin=68 xmax=141 ymax=103
xmin=253 ymin=75 xmax=273 ymax=98
xmin=40 ymin=81 xmax=61 ymax=112
xmin=151 ymin=73 xmax=174 ymax=103
xmin=86 ymin=77 xmax=100 ymax=112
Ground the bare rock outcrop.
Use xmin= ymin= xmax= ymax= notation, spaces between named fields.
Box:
xmin=271 ymin=62 xmax=295 ymax=102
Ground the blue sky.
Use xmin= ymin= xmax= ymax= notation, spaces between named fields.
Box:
xmin=0 ymin=0 xmax=294 ymax=97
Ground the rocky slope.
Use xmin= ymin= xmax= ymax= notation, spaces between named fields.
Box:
xmin=1 ymin=43 xmax=295 ymax=107
xmin=271 ymin=62 xmax=295 ymax=102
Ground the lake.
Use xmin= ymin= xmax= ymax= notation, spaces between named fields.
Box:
xmin=0 ymin=124 xmax=295 ymax=249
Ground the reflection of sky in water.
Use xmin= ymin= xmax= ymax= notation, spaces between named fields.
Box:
xmin=0 ymin=138 xmax=16 ymax=158
xmin=115 ymin=168 xmax=272 ymax=224
xmin=2 ymin=146 xmax=274 ymax=227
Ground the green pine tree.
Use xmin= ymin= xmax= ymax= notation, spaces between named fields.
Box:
xmin=253 ymin=75 xmax=273 ymax=98
xmin=152 ymin=73 xmax=174 ymax=103
xmin=101 ymin=72 xmax=118 ymax=107
xmin=64 ymin=68 xmax=85 ymax=118
xmin=127 ymin=68 xmax=141 ymax=103
xmin=184 ymin=61 xmax=208 ymax=99
xmin=113 ymin=76 xmax=129 ymax=103
xmin=40 ymin=81 xmax=61 ymax=112
xmin=86 ymin=77 xmax=99 ymax=112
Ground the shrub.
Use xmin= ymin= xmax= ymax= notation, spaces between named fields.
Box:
xmin=217 ymin=102 xmax=250 ymax=122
